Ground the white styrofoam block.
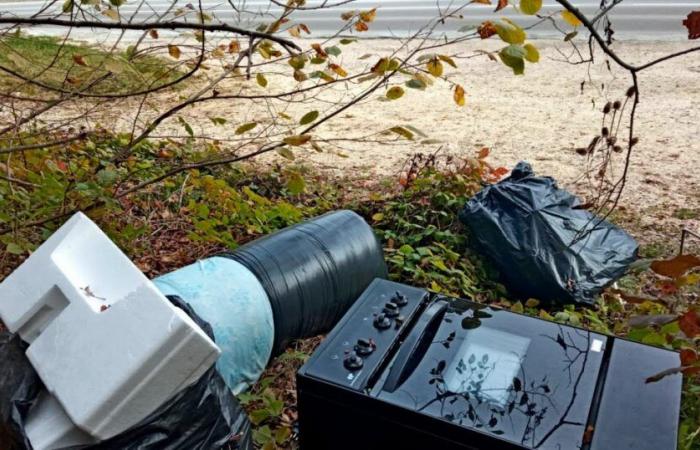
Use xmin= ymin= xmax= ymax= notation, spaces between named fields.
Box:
xmin=25 ymin=392 xmax=98 ymax=449
xmin=0 ymin=212 xmax=220 ymax=440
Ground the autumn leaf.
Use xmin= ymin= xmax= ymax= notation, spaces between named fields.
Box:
xmin=72 ymin=55 xmax=87 ymax=66
xmin=679 ymin=310 xmax=700 ymax=338
xmin=523 ymin=43 xmax=540 ymax=62
xmin=299 ymin=110 xmax=319 ymax=125
xmin=683 ymin=11 xmax=700 ymax=39
xmin=650 ymin=254 xmax=700 ymax=278
xmin=256 ymin=73 xmax=268 ymax=88
xmin=438 ymin=54 xmax=457 ymax=68
xmin=453 ymin=84 xmax=466 ymax=106
xmin=494 ymin=0 xmax=508 ymax=12
xmin=355 ymin=21 xmax=369 ymax=32
xmin=288 ymin=25 xmax=301 ymax=38
xmin=148 ymin=29 xmax=159 ymax=39
xmin=228 ymin=39 xmax=240 ymax=53
xmin=283 ymin=134 xmax=312 ymax=146
xmin=311 ymin=43 xmax=328 ymax=57
xmin=520 ymin=0 xmax=542 ymax=15
xmin=388 ymin=126 xmax=413 ymax=140
xmin=235 ymin=122 xmax=257 ymax=134
xmin=359 ymin=8 xmax=377 ymax=22
xmin=561 ymin=10 xmax=583 ymax=27
xmin=478 ymin=21 xmax=498 ymax=39
xmin=103 ymin=7 xmax=119 ymax=20
xmin=168 ymin=44 xmax=181 ymax=59
xmin=277 ymin=147 xmax=295 ymax=160
xmin=680 ymin=349 xmax=700 ymax=376
xmin=426 ymin=58 xmax=444 ymax=77
xmin=494 ymin=18 xmax=526 ymax=44
xmin=386 ymin=86 xmax=405 ymax=100
xmin=329 ymin=63 xmax=348 ymax=77
xmin=478 ymin=147 xmax=490 ymax=158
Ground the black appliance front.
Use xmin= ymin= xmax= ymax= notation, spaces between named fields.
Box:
xmin=297 ymin=279 xmax=682 ymax=450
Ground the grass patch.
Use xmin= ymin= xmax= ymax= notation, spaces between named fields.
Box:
xmin=0 ymin=34 xmax=184 ymax=95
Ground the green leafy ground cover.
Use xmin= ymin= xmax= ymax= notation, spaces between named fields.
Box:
xmin=0 ymin=136 xmax=697 ymax=449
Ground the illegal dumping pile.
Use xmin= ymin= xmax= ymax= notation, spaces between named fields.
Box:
xmin=0 ymin=210 xmax=386 ymax=449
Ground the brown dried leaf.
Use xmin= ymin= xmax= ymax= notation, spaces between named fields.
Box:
xmin=650 ymin=254 xmax=700 ymax=278
xmin=679 ymin=310 xmax=700 ymax=338
xmin=495 ymin=0 xmax=508 ymax=12
xmin=683 ymin=11 xmax=700 ymax=39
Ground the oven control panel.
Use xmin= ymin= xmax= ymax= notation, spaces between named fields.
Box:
xmin=301 ymin=279 xmax=429 ymax=391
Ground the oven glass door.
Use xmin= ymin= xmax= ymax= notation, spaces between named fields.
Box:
xmin=377 ymin=298 xmax=607 ymax=449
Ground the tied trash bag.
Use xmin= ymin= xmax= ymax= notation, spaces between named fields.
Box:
xmin=459 ymin=161 xmax=638 ymax=305
xmin=0 ymin=297 xmax=252 ymax=450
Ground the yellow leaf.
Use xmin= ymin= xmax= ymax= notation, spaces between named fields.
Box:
xmin=520 ymin=0 xmax=542 ymax=15
xmin=235 ymin=122 xmax=257 ymax=134
xmin=168 ymin=44 xmax=181 ymax=59
xmin=103 ymin=7 xmax=119 ymax=20
xmin=278 ymin=147 xmax=295 ymax=160
xmin=283 ymin=134 xmax=312 ymax=146
xmin=561 ymin=10 xmax=583 ymax=27
xmin=438 ymin=54 xmax=457 ymax=68
xmin=359 ymin=8 xmax=377 ymax=22
xmin=453 ymin=84 xmax=466 ymax=106
xmin=329 ymin=63 xmax=347 ymax=77
xmin=372 ymin=213 xmax=384 ymax=222
xmin=389 ymin=126 xmax=414 ymax=140
xmin=256 ymin=73 xmax=268 ymax=88
xmin=386 ymin=86 xmax=405 ymax=100
xmin=288 ymin=25 xmax=301 ymax=38
xmin=523 ymin=43 xmax=540 ymax=62
xmin=228 ymin=39 xmax=240 ymax=53
xmin=426 ymin=58 xmax=443 ymax=77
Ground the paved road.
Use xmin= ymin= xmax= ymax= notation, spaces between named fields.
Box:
xmin=0 ymin=0 xmax=695 ymax=40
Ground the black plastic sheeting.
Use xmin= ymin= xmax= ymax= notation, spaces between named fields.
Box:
xmin=459 ymin=161 xmax=638 ymax=305
xmin=0 ymin=296 xmax=252 ymax=450
xmin=225 ymin=210 xmax=388 ymax=355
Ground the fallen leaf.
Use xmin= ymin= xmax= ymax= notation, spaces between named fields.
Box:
xmin=650 ymin=254 xmax=700 ymax=278
xmin=494 ymin=0 xmax=508 ymax=12
xmin=679 ymin=310 xmax=700 ymax=338
xmin=72 ymin=54 xmax=87 ymax=66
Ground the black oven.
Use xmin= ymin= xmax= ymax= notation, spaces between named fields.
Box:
xmin=297 ymin=279 xmax=682 ymax=450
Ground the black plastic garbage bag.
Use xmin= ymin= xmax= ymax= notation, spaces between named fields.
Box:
xmin=0 ymin=296 xmax=252 ymax=450
xmin=459 ymin=161 xmax=638 ymax=305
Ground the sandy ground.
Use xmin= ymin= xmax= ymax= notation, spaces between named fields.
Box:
xmin=10 ymin=38 xmax=700 ymax=235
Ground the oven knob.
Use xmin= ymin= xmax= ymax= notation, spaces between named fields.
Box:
xmin=383 ymin=302 xmax=400 ymax=318
xmin=392 ymin=291 xmax=408 ymax=306
xmin=374 ymin=313 xmax=392 ymax=330
xmin=343 ymin=352 xmax=364 ymax=371
xmin=355 ymin=338 xmax=374 ymax=356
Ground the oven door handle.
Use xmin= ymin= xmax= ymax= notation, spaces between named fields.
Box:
xmin=382 ymin=300 xmax=448 ymax=393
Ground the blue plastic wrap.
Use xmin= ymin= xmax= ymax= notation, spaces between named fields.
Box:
xmin=153 ymin=257 xmax=274 ymax=394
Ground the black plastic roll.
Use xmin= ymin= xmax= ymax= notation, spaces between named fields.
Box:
xmin=224 ymin=210 xmax=387 ymax=355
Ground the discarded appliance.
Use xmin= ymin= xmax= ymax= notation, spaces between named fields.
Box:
xmin=459 ymin=161 xmax=638 ymax=306
xmin=0 ymin=213 xmax=221 ymax=449
xmin=297 ymin=279 xmax=682 ymax=450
